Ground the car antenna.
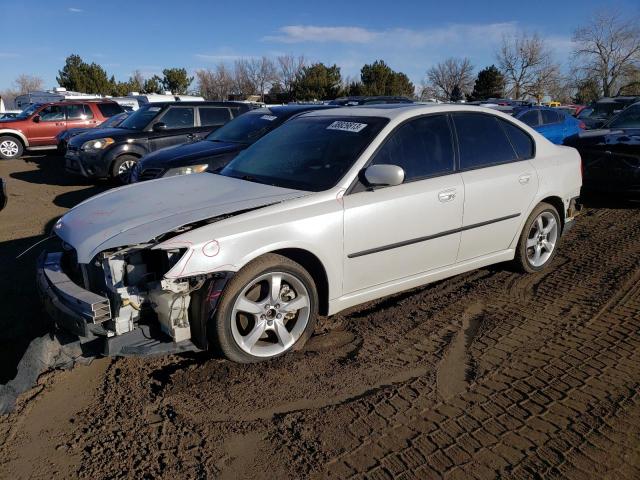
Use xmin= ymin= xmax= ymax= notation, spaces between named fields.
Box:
xmin=16 ymin=235 xmax=55 ymax=260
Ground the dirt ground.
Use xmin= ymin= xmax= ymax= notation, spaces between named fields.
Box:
xmin=1 ymin=154 xmax=639 ymax=479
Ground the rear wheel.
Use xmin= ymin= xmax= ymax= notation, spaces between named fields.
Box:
xmin=515 ymin=202 xmax=561 ymax=273
xmin=111 ymin=155 xmax=138 ymax=184
xmin=211 ymin=254 xmax=318 ymax=363
xmin=0 ymin=136 xmax=23 ymax=160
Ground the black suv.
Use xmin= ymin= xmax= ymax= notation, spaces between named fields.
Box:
xmin=130 ymin=104 xmax=336 ymax=182
xmin=65 ymin=101 xmax=254 ymax=182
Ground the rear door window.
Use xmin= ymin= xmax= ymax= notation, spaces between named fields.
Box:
xmin=199 ymin=107 xmax=232 ymax=127
xmin=453 ymin=113 xmax=518 ymax=170
xmin=65 ymin=104 xmax=88 ymax=120
xmin=541 ymin=110 xmax=561 ymax=124
xmin=371 ymin=115 xmax=454 ymax=181
xmin=519 ymin=110 xmax=540 ymax=127
xmin=160 ymin=107 xmax=195 ymax=129
xmin=82 ymin=104 xmax=94 ymax=119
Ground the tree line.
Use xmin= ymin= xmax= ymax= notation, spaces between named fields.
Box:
xmin=423 ymin=10 xmax=640 ymax=104
xmin=1 ymin=9 xmax=638 ymax=106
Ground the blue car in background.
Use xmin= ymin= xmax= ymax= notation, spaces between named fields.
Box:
xmin=514 ymin=107 xmax=585 ymax=144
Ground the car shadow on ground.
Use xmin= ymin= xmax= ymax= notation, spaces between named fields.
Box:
xmin=0 ymin=218 xmax=59 ymax=384
xmin=10 ymin=153 xmax=112 ymax=207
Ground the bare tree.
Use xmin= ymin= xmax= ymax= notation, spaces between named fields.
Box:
xmin=572 ymin=10 xmax=640 ymax=97
xmin=232 ymin=59 xmax=257 ymax=98
xmin=245 ymin=57 xmax=278 ymax=102
xmin=14 ymin=74 xmax=44 ymax=94
xmin=528 ymin=62 xmax=564 ymax=103
xmin=277 ymin=54 xmax=306 ymax=96
xmin=196 ymin=64 xmax=234 ymax=100
xmin=497 ymin=33 xmax=559 ymax=100
xmin=130 ymin=70 xmax=145 ymax=92
xmin=425 ymin=57 xmax=474 ymax=101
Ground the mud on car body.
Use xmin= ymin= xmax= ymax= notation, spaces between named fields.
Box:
xmin=38 ymin=104 xmax=582 ymax=363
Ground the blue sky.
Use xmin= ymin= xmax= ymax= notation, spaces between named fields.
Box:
xmin=0 ymin=0 xmax=638 ymax=91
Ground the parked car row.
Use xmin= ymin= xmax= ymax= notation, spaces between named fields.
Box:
xmin=0 ymin=99 xmax=125 ymax=159
xmin=565 ymin=101 xmax=640 ymax=196
xmin=38 ymin=103 xmax=583 ymax=363
xmin=64 ymin=101 xmax=255 ymax=182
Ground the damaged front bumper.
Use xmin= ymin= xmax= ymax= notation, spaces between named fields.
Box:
xmin=36 ymin=251 xmax=203 ymax=356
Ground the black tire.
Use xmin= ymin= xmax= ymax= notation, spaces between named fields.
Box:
xmin=110 ymin=154 xmax=138 ymax=184
xmin=514 ymin=202 xmax=562 ymax=273
xmin=0 ymin=136 xmax=24 ymax=160
xmin=211 ymin=253 xmax=318 ymax=363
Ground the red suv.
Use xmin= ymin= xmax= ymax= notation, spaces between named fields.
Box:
xmin=0 ymin=100 xmax=124 ymax=159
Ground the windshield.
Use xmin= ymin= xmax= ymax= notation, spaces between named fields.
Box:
xmin=206 ymin=110 xmax=286 ymax=144
xmin=219 ymin=115 xmax=388 ymax=191
xmin=16 ymin=104 xmax=41 ymax=119
xmin=117 ymin=105 xmax=162 ymax=130
xmin=99 ymin=112 xmax=129 ymax=128
xmin=591 ymin=102 xmax=624 ymax=117
xmin=577 ymin=108 xmax=593 ymax=119
xmin=607 ymin=105 xmax=640 ymax=128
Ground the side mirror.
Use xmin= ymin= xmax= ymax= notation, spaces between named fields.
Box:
xmin=32 ymin=115 xmax=40 ymax=123
xmin=363 ymin=164 xmax=405 ymax=187
xmin=153 ymin=122 xmax=167 ymax=132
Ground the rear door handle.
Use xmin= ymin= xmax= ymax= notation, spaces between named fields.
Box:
xmin=438 ymin=189 xmax=457 ymax=202
xmin=519 ymin=174 xmax=531 ymax=185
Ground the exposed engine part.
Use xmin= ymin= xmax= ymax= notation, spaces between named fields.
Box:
xmin=149 ymin=280 xmax=194 ymax=342
xmin=98 ymin=247 xmax=198 ymax=341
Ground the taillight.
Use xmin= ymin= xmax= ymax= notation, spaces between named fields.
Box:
xmin=578 ymin=121 xmax=586 ymax=130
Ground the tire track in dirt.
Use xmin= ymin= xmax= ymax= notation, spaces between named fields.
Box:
xmin=31 ymin=205 xmax=640 ymax=480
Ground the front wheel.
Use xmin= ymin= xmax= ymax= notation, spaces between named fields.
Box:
xmin=0 ymin=136 xmax=23 ymax=160
xmin=111 ymin=154 xmax=138 ymax=184
xmin=514 ymin=202 xmax=561 ymax=273
xmin=212 ymin=254 xmax=318 ymax=363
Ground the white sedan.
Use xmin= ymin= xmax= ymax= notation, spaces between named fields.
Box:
xmin=38 ymin=104 xmax=582 ymax=362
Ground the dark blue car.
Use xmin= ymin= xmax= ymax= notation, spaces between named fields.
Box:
xmin=130 ymin=104 xmax=337 ymax=182
xmin=514 ymin=107 xmax=584 ymax=144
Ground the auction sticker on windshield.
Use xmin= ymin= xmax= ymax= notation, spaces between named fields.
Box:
xmin=326 ymin=121 xmax=368 ymax=133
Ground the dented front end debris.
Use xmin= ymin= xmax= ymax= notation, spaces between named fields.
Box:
xmin=36 ymin=239 xmax=232 ymax=356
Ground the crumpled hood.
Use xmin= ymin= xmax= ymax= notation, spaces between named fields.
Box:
xmin=55 ymin=173 xmax=308 ymax=263
xmin=139 ymin=140 xmax=243 ymax=170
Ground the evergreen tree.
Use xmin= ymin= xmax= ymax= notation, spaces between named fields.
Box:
xmin=292 ymin=63 xmax=343 ymax=100
xmin=469 ymin=65 xmax=505 ymax=101
xmin=450 ymin=85 xmax=463 ymax=102
xmin=161 ymin=68 xmax=193 ymax=95
xmin=56 ymin=54 xmax=113 ymax=94
xmin=360 ymin=60 xmax=415 ymax=96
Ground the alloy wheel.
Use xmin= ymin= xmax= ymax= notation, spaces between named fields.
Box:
xmin=526 ymin=211 xmax=559 ymax=267
xmin=230 ymin=271 xmax=310 ymax=358
xmin=0 ymin=139 xmax=19 ymax=158
xmin=117 ymin=159 xmax=137 ymax=180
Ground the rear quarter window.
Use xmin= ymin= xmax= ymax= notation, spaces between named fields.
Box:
xmin=97 ymin=102 xmax=125 ymax=117
xmin=199 ymin=107 xmax=232 ymax=127
xmin=499 ymin=119 xmax=535 ymax=160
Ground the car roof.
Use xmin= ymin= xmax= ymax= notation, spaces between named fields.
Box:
xmin=264 ymin=104 xmax=336 ymax=115
xmin=298 ymin=103 xmax=517 ymax=120
xmin=140 ymin=101 xmax=235 ymax=107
